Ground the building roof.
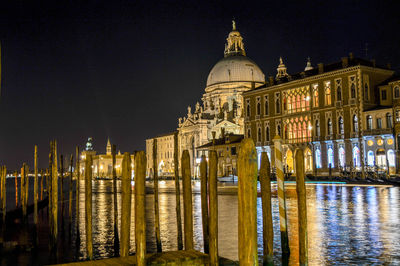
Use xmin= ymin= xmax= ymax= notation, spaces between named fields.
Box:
xmin=250 ymin=56 xmax=392 ymax=92
xmin=197 ymin=134 xmax=244 ymax=149
xmin=363 ymin=105 xmax=392 ymax=112
xmin=150 ymin=131 xmax=177 ymax=139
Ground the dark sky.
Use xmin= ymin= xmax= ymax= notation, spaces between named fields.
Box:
xmin=0 ymin=0 xmax=400 ymax=170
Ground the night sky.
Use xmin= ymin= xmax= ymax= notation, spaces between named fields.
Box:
xmin=0 ymin=0 xmax=400 ymax=170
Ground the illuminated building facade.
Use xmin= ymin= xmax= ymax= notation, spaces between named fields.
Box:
xmin=244 ymin=55 xmax=398 ymax=176
xmin=79 ymin=137 xmax=134 ymax=178
xmin=176 ymin=21 xmax=265 ymax=177
xmin=146 ymin=132 xmax=176 ymax=177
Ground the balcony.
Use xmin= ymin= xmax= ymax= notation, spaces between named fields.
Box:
xmin=362 ymin=128 xmax=393 ymax=136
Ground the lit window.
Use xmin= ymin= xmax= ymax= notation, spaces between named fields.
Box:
xmin=324 ymin=81 xmax=331 ymax=106
xmin=367 ymin=115 xmax=373 ymax=130
xmin=396 ymin=110 xmax=400 ymax=122
xmin=327 ymin=146 xmax=334 ymax=168
xmin=315 ymin=148 xmax=322 ymax=168
xmin=327 ymin=118 xmax=333 ymax=135
xmin=387 ymin=113 xmax=393 ymax=128
xmin=353 ymin=146 xmax=360 ymax=167
xmin=353 ymin=115 xmax=358 ymax=132
xmin=338 ymin=117 xmax=344 ymax=134
xmin=339 ymin=147 xmax=345 ymax=168
xmin=313 ymin=84 xmax=319 ymax=107
xmin=388 ymin=150 xmax=395 ymax=167
xmin=367 ymin=150 xmax=375 ymax=166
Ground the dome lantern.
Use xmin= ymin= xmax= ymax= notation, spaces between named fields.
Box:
xmin=224 ymin=20 xmax=246 ymax=57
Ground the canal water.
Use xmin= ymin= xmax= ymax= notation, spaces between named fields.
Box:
xmin=1 ymin=178 xmax=399 ymax=265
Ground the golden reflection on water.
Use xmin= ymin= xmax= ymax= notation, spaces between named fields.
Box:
xmin=74 ymin=180 xmax=400 ymax=264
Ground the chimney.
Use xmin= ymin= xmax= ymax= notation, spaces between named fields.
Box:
xmin=318 ymin=63 xmax=324 ymax=74
xmin=341 ymin=57 xmax=349 ymax=68
xmin=251 ymin=81 xmax=255 ymax=89
xmin=268 ymin=76 xmax=274 ymax=86
xmin=349 ymin=52 xmax=354 ymax=60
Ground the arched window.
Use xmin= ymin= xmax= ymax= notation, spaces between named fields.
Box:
xmin=353 ymin=115 xmax=358 ymax=132
xmin=257 ymin=127 xmax=262 ymax=142
xmin=395 ymin=86 xmax=400 ymax=99
xmin=247 ymin=128 xmax=251 ymax=138
xmin=246 ymin=103 xmax=250 ymax=117
xmin=315 ymin=120 xmax=320 ymax=137
xmin=264 ymin=96 xmax=269 ymax=115
xmin=276 ymin=99 xmax=280 ymax=114
xmin=386 ymin=113 xmax=393 ymax=128
xmin=257 ymin=102 xmax=261 ymax=115
xmin=284 ymin=125 xmax=288 ymax=139
xmin=315 ymin=148 xmax=322 ymax=168
xmin=265 ymin=127 xmax=270 ymax=141
xmin=327 ymin=147 xmax=334 ymax=168
xmin=339 ymin=147 xmax=345 ymax=167
xmin=367 ymin=115 xmax=373 ymax=130
xmin=364 ymin=83 xmax=369 ymax=100
xmin=307 ymin=121 xmax=312 ymax=138
xmin=367 ymin=150 xmax=375 ymax=166
xmin=327 ymin=118 xmax=333 ymax=135
xmin=324 ymin=81 xmax=331 ymax=105
xmin=277 ymin=125 xmax=281 ymax=136
xmin=302 ymin=122 xmax=307 ymax=141
xmin=351 ymin=83 xmax=356 ymax=98
xmin=313 ymin=85 xmax=319 ymax=107
xmin=338 ymin=117 xmax=344 ymax=134
xmin=353 ymin=146 xmax=360 ymax=167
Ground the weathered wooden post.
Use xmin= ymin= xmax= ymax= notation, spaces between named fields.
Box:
xmin=51 ymin=140 xmax=58 ymax=250
xmin=60 ymin=154 xmax=64 ymax=222
xmin=273 ymin=136 xmax=290 ymax=257
xmin=21 ymin=163 xmax=29 ymax=220
xmin=75 ymin=146 xmax=81 ymax=249
xmin=85 ymin=154 xmax=93 ymax=260
xmin=209 ymin=151 xmax=219 ymax=265
xmin=135 ymin=151 xmax=147 ymax=265
xmin=48 ymin=144 xmax=53 ymax=245
xmin=41 ymin=170 xmax=44 ymax=201
xmin=152 ymin=139 xmax=162 ymax=252
xmin=120 ymin=152 xmax=132 ymax=257
xmin=200 ymin=155 xmax=209 ymax=254
xmin=1 ymin=166 xmax=6 ymax=223
xmin=14 ymin=171 xmax=18 ymax=207
xmin=34 ymin=145 xmax=38 ymax=226
xmin=260 ymin=152 xmax=274 ymax=265
xmin=238 ymin=138 xmax=258 ymax=265
xmin=295 ymin=149 xmax=308 ymax=266
xmin=181 ymin=150 xmax=193 ymax=250
xmin=112 ymin=144 xmax=119 ymax=256
xmin=69 ymin=154 xmax=73 ymax=231
xmin=173 ymin=132 xmax=183 ymax=250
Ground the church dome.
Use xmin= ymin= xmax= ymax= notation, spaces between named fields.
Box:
xmin=206 ymin=55 xmax=265 ymax=87
xmin=206 ymin=21 xmax=265 ymax=87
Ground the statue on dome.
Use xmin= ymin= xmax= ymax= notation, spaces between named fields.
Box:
xmin=187 ymin=106 xmax=192 ymax=115
xmin=195 ymin=102 xmax=200 ymax=112
xmin=232 ymin=20 xmax=236 ymax=31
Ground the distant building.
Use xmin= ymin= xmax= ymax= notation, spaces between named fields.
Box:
xmin=243 ymin=55 xmax=399 ymax=176
xmin=146 ymin=132 xmax=176 ymax=177
xmin=197 ymin=133 xmax=243 ymax=177
xmin=79 ymin=137 xmax=134 ymax=178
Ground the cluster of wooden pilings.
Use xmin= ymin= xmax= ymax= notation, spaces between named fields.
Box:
xmin=0 ymin=135 xmax=309 ymax=265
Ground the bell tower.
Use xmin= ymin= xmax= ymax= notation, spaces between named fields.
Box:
xmin=106 ymin=138 xmax=111 ymax=155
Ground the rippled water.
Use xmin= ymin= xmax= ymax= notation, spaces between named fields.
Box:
xmin=2 ymin=178 xmax=400 ymax=265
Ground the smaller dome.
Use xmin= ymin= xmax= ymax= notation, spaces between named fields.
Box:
xmin=206 ymin=55 xmax=265 ymax=87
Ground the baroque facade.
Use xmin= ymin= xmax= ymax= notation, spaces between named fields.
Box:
xmin=146 ymin=132 xmax=176 ymax=177
xmin=176 ymin=21 xmax=265 ymax=177
xmin=244 ymin=55 xmax=399 ymax=176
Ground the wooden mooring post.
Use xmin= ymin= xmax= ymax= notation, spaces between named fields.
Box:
xmin=260 ymin=152 xmax=274 ymax=265
xmin=85 ymin=155 xmax=93 ymax=260
xmin=14 ymin=171 xmax=18 ymax=208
xmin=60 ymin=154 xmax=64 ymax=230
xmin=199 ymin=155 xmax=209 ymax=254
xmin=51 ymin=140 xmax=58 ymax=251
xmin=21 ymin=163 xmax=29 ymax=221
xmin=295 ymin=149 xmax=308 ymax=266
xmin=208 ymin=151 xmax=219 ymax=265
xmin=0 ymin=165 xmax=6 ymax=248
xmin=135 ymin=151 xmax=147 ymax=266
xmin=75 ymin=146 xmax=81 ymax=251
xmin=173 ymin=132 xmax=183 ymax=250
xmin=69 ymin=154 xmax=73 ymax=232
xmin=34 ymin=145 xmax=38 ymax=226
xmin=152 ymin=139 xmax=162 ymax=252
xmin=181 ymin=150 xmax=193 ymax=250
xmin=273 ymin=135 xmax=290 ymax=258
xmin=120 ymin=152 xmax=132 ymax=257
xmin=41 ymin=170 xmax=44 ymax=201
xmin=238 ymin=138 xmax=258 ymax=265
xmin=112 ymin=144 xmax=119 ymax=256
